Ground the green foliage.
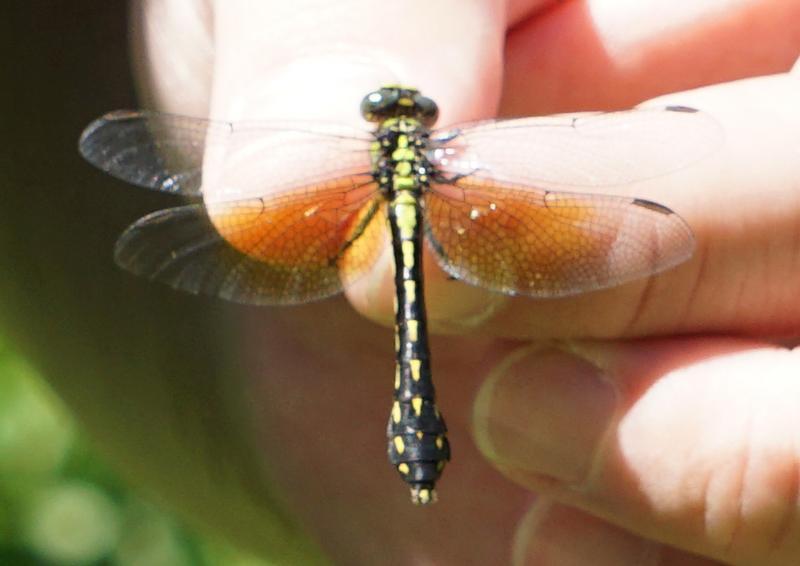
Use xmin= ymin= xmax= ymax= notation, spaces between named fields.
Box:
xmin=0 ymin=337 xmax=274 ymax=566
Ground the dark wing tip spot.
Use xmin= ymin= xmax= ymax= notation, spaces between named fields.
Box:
xmin=665 ymin=105 xmax=699 ymax=113
xmin=632 ymin=198 xmax=674 ymax=215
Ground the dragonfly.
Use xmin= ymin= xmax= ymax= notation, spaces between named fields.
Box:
xmin=79 ymin=85 xmax=719 ymax=505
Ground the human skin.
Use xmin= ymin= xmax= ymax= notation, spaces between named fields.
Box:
xmin=6 ymin=1 xmax=800 ymax=565
xmin=131 ymin=1 xmax=800 ymax=563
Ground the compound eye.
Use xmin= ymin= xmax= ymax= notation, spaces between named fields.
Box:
xmin=360 ymin=88 xmax=400 ymax=122
xmin=414 ymin=94 xmax=439 ymax=126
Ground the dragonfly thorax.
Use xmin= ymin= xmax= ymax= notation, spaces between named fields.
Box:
xmin=372 ymin=119 xmax=432 ymax=197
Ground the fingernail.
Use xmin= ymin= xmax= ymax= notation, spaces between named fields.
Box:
xmin=473 ymin=345 xmax=618 ymax=485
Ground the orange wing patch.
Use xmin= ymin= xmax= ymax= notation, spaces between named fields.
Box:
xmin=115 ymin=175 xmax=383 ymax=305
xmin=206 ymin=174 xmax=384 ymax=298
xmin=425 ymin=178 xmax=693 ymax=298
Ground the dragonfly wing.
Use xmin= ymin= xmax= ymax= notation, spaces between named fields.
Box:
xmin=79 ymin=111 xmax=374 ymax=198
xmin=115 ymin=175 xmax=386 ymax=305
xmin=424 ymin=178 xmax=694 ymax=298
xmin=429 ymin=106 xmax=721 ymax=191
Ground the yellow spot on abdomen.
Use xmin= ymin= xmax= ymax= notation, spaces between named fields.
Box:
xmin=417 ymin=488 xmax=432 ymax=504
xmin=401 ymin=240 xmax=415 ymax=268
xmin=410 ymin=359 xmax=421 ymax=382
xmin=392 ymin=401 xmax=402 ymax=423
xmin=412 ymin=396 xmax=423 ymax=416
xmin=394 ymin=201 xmax=417 ymax=239
xmin=404 ymin=280 xmax=416 ymax=303
xmin=398 ymin=463 xmax=410 ymax=475
xmin=393 ymin=436 xmax=405 ymax=454
xmin=407 ymin=320 xmax=419 ymax=342
xmin=393 ymin=192 xmax=416 ymax=205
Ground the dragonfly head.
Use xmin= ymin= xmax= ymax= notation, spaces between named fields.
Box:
xmin=360 ymin=86 xmax=439 ymax=127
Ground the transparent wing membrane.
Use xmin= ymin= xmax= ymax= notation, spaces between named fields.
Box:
xmin=430 ymin=106 xmax=720 ymax=191
xmin=79 ymin=111 xmax=374 ymax=198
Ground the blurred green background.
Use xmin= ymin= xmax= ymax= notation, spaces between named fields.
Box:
xmin=0 ymin=337 xmax=272 ymax=566
xmin=0 ymin=3 xmax=316 ymax=565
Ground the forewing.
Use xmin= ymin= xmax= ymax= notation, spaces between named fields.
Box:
xmin=429 ymin=106 xmax=720 ymax=190
xmin=115 ymin=175 xmax=386 ymax=305
xmin=78 ymin=111 xmax=373 ymax=198
xmin=424 ymin=178 xmax=694 ymax=298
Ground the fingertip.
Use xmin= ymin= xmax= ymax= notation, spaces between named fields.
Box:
xmin=485 ymin=337 xmax=800 ymax=562
xmin=472 ymin=345 xmax=619 ymax=484
xmin=617 ymin=342 xmax=800 ymax=563
xmin=131 ymin=0 xmax=214 ymax=114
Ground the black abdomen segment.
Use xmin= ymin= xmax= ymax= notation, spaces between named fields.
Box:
xmin=386 ymin=193 xmax=450 ymax=505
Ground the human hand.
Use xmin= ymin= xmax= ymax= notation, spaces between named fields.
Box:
xmin=134 ymin=0 xmax=800 ymax=564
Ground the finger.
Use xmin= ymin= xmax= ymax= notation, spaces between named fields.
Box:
xmin=501 ymin=0 xmax=800 ymax=113
xmin=131 ymin=0 xmax=215 ymax=115
xmin=513 ymin=500 xmax=723 ymax=566
xmin=473 ymin=338 xmax=800 ymax=564
xmin=423 ymin=69 xmax=800 ymax=340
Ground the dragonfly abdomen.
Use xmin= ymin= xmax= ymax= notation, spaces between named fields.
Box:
xmin=386 ymin=191 xmax=450 ymax=505
xmin=378 ymin=118 xmax=449 ymax=505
